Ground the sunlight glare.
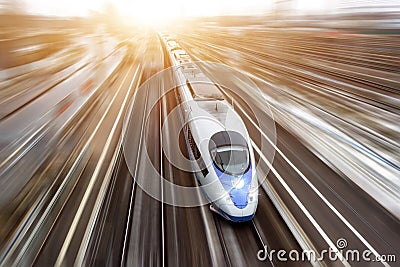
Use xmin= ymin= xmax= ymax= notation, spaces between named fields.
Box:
xmin=295 ymin=0 xmax=327 ymax=13
xmin=116 ymin=0 xmax=182 ymax=26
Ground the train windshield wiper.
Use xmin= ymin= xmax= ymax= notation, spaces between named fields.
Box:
xmin=217 ymin=153 xmax=225 ymax=171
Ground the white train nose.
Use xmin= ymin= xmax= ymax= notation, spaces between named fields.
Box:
xmin=210 ymin=196 xmax=258 ymax=222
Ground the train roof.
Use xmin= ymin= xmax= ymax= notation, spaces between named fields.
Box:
xmin=161 ymin=34 xmax=225 ymax=100
xmin=167 ymin=40 xmax=179 ymax=49
xmin=171 ymin=50 xmax=191 ymax=63
xmin=179 ymin=63 xmax=225 ymax=100
xmin=187 ymin=79 xmax=224 ymax=100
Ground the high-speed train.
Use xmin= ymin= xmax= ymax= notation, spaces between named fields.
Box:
xmin=160 ymin=33 xmax=258 ymax=222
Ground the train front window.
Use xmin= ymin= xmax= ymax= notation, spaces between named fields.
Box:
xmin=211 ymin=146 xmax=250 ymax=176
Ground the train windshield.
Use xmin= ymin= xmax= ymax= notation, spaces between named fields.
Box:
xmin=209 ymin=131 xmax=250 ymax=176
xmin=211 ymin=146 xmax=250 ymax=176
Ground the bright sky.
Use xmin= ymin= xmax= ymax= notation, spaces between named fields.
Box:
xmin=22 ymin=0 xmax=276 ymax=25
xmin=24 ymin=0 xmax=274 ymax=17
xmin=22 ymin=0 xmax=400 ymax=24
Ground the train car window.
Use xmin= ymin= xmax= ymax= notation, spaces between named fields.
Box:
xmin=186 ymin=81 xmax=196 ymax=98
xmin=187 ymin=126 xmax=208 ymax=177
xmin=201 ymin=168 xmax=209 ymax=177
xmin=187 ymin=126 xmax=200 ymax=160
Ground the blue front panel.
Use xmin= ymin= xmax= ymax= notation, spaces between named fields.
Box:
xmin=227 ymin=213 xmax=255 ymax=222
xmin=213 ymin=165 xmax=252 ymax=209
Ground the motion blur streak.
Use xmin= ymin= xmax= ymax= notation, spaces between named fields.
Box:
xmin=0 ymin=2 xmax=399 ymax=267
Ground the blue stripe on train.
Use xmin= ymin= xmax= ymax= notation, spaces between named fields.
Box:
xmin=213 ymin=165 xmax=252 ymax=209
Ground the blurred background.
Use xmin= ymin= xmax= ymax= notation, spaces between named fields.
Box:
xmin=0 ymin=0 xmax=399 ymax=266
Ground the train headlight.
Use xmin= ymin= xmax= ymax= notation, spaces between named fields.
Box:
xmin=248 ymin=187 xmax=258 ymax=202
xmin=232 ymin=178 xmax=245 ymax=189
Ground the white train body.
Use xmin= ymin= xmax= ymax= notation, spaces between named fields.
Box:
xmin=160 ymin=33 xmax=258 ymax=221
